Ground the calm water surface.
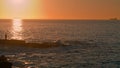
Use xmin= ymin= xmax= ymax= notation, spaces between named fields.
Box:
xmin=0 ymin=20 xmax=120 ymax=44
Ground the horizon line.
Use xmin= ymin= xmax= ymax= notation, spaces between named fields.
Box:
xmin=0 ymin=18 xmax=119 ymax=20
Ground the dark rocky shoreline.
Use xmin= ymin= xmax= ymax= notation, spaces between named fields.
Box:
xmin=0 ymin=39 xmax=68 ymax=48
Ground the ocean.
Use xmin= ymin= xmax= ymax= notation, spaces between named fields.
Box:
xmin=0 ymin=20 xmax=120 ymax=44
xmin=0 ymin=20 xmax=120 ymax=68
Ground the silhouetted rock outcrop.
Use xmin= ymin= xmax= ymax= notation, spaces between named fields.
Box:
xmin=0 ymin=55 xmax=12 ymax=68
xmin=0 ymin=39 xmax=68 ymax=48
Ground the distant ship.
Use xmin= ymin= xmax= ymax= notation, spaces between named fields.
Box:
xmin=109 ymin=18 xmax=119 ymax=22
xmin=110 ymin=18 xmax=118 ymax=20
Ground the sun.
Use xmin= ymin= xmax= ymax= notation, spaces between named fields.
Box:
xmin=11 ymin=0 xmax=25 ymax=4
xmin=6 ymin=0 xmax=27 ymax=6
xmin=2 ymin=0 xmax=43 ymax=19
xmin=4 ymin=0 xmax=29 ymax=19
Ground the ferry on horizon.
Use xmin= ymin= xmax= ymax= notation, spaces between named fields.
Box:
xmin=110 ymin=18 xmax=119 ymax=20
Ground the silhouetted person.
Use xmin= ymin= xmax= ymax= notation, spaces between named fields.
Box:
xmin=0 ymin=55 xmax=12 ymax=68
xmin=5 ymin=34 xmax=7 ymax=40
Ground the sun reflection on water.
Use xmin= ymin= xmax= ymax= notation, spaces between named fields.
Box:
xmin=11 ymin=19 xmax=23 ymax=40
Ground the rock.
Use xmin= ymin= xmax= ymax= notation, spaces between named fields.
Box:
xmin=0 ymin=55 xmax=12 ymax=68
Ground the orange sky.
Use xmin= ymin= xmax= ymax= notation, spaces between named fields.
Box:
xmin=0 ymin=0 xmax=120 ymax=19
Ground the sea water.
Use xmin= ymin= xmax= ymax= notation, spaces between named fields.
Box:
xmin=0 ymin=20 xmax=120 ymax=44
xmin=0 ymin=20 xmax=120 ymax=68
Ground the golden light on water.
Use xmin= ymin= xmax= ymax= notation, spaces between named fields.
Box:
xmin=11 ymin=19 xmax=23 ymax=40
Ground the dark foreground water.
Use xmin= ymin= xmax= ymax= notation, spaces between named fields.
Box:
xmin=0 ymin=20 xmax=120 ymax=68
